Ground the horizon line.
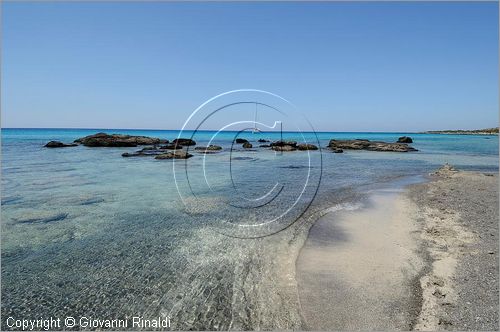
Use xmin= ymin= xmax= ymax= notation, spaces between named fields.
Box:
xmin=2 ymin=126 xmax=497 ymax=134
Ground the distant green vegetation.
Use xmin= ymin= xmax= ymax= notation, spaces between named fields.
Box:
xmin=426 ymin=127 xmax=498 ymax=135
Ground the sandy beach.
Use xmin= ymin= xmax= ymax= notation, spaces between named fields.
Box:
xmin=296 ymin=165 xmax=498 ymax=330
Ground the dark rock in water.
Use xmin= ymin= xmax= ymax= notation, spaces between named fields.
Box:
xmin=397 ymin=136 xmax=413 ymax=143
xmin=279 ymin=165 xmax=311 ymax=169
xmin=122 ymin=148 xmax=171 ymax=157
xmin=194 ymin=145 xmax=222 ymax=153
xmin=16 ymin=213 xmax=68 ymax=224
xmin=75 ymin=133 xmax=167 ymax=147
xmin=242 ymin=142 xmax=253 ymax=148
xmin=232 ymin=157 xmax=255 ymax=161
xmin=328 ymin=139 xmax=417 ymax=152
xmin=270 ymin=140 xmax=297 ymax=148
xmin=332 ymin=149 xmax=344 ymax=153
xmin=122 ymin=152 xmax=145 ymax=157
xmin=272 ymin=145 xmax=296 ymax=152
xmin=258 ymin=139 xmax=270 ymax=142
xmin=80 ymin=197 xmax=105 ymax=205
xmin=45 ymin=141 xmax=78 ymax=148
xmin=235 ymin=138 xmax=249 ymax=144
xmin=160 ymin=143 xmax=183 ymax=150
xmin=172 ymin=138 xmax=196 ymax=146
xmin=194 ymin=145 xmax=222 ymax=151
xmin=155 ymin=150 xmax=193 ymax=159
xmin=259 ymin=144 xmax=271 ymax=148
xmin=1 ymin=196 xmax=23 ymax=205
xmin=297 ymin=143 xmax=318 ymax=150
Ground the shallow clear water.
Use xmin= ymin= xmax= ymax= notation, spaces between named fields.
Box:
xmin=1 ymin=128 xmax=498 ymax=329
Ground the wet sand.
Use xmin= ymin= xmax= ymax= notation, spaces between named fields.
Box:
xmin=296 ymin=190 xmax=424 ymax=330
xmin=296 ymin=166 xmax=498 ymax=330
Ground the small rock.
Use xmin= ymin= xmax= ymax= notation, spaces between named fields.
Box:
xmin=235 ymin=138 xmax=249 ymax=144
xmin=155 ymin=150 xmax=193 ymax=159
xmin=194 ymin=145 xmax=222 ymax=153
xmin=397 ymin=136 xmax=413 ymax=143
xmin=242 ymin=142 xmax=253 ymax=149
xmin=45 ymin=141 xmax=78 ymax=148
xmin=171 ymin=138 xmax=196 ymax=146
xmin=258 ymin=139 xmax=270 ymax=142
xmin=297 ymin=143 xmax=318 ymax=150
xmin=160 ymin=144 xmax=183 ymax=150
xmin=194 ymin=145 xmax=222 ymax=151
xmin=272 ymin=145 xmax=296 ymax=152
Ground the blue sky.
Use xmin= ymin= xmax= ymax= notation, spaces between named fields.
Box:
xmin=2 ymin=2 xmax=498 ymax=132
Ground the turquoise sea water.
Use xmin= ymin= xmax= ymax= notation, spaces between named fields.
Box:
xmin=1 ymin=128 xmax=498 ymax=329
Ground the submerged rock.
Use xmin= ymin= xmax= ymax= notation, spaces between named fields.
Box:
xmin=80 ymin=197 xmax=105 ymax=205
xmin=122 ymin=147 xmax=174 ymax=157
xmin=155 ymin=150 xmax=193 ymax=159
xmin=432 ymin=163 xmax=459 ymax=176
xmin=172 ymin=138 xmax=196 ymax=146
xmin=1 ymin=196 xmax=23 ymax=205
xmin=194 ymin=145 xmax=222 ymax=153
xmin=272 ymin=145 xmax=297 ymax=152
xmin=45 ymin=141 xmax=78 ymax=148
xmin=242 ymin=142 xmax=253 ymax=149
xmin=328 ymin=139 xmax=418 ymax=152
xmin=397 ymin=136 xmax=413 ymax=143
xmin=332 ymin=149 xmax=344 ymax=153
xmin=258 ymin=139 xmax=270 ymax=142
xmin=194 ymin=145 xmax=222 ymax=151
xmin=75 ymin=133 xmax=167 ymax=147
xmin=122 ymin=152 xmax=146 ymax=157
xmin=160 ymin=143 xmax=183 ymax=150
xmin=297 ymin=143 xmax=318 ymax=150
xmin=259 ymin=144 xmax=271 ymax=148
xmin=235 ymin=138 xmax=249 ymax=144
xmin=15 ymin=212 xmax=68 ymax=224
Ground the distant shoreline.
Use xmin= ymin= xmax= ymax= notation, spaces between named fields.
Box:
xmin=422 ymin=128 xmax=499 ymax=136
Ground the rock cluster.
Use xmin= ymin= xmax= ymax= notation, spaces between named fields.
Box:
xmin=45 ymin=132 xmax=417 ymax=162
xmin=268 ymin=141 xmax=320 ymax=152
xmin=328 ymin=139 xmax=417 ymax=152
xmin=271 ymin=141 xmax=297 ymax=151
